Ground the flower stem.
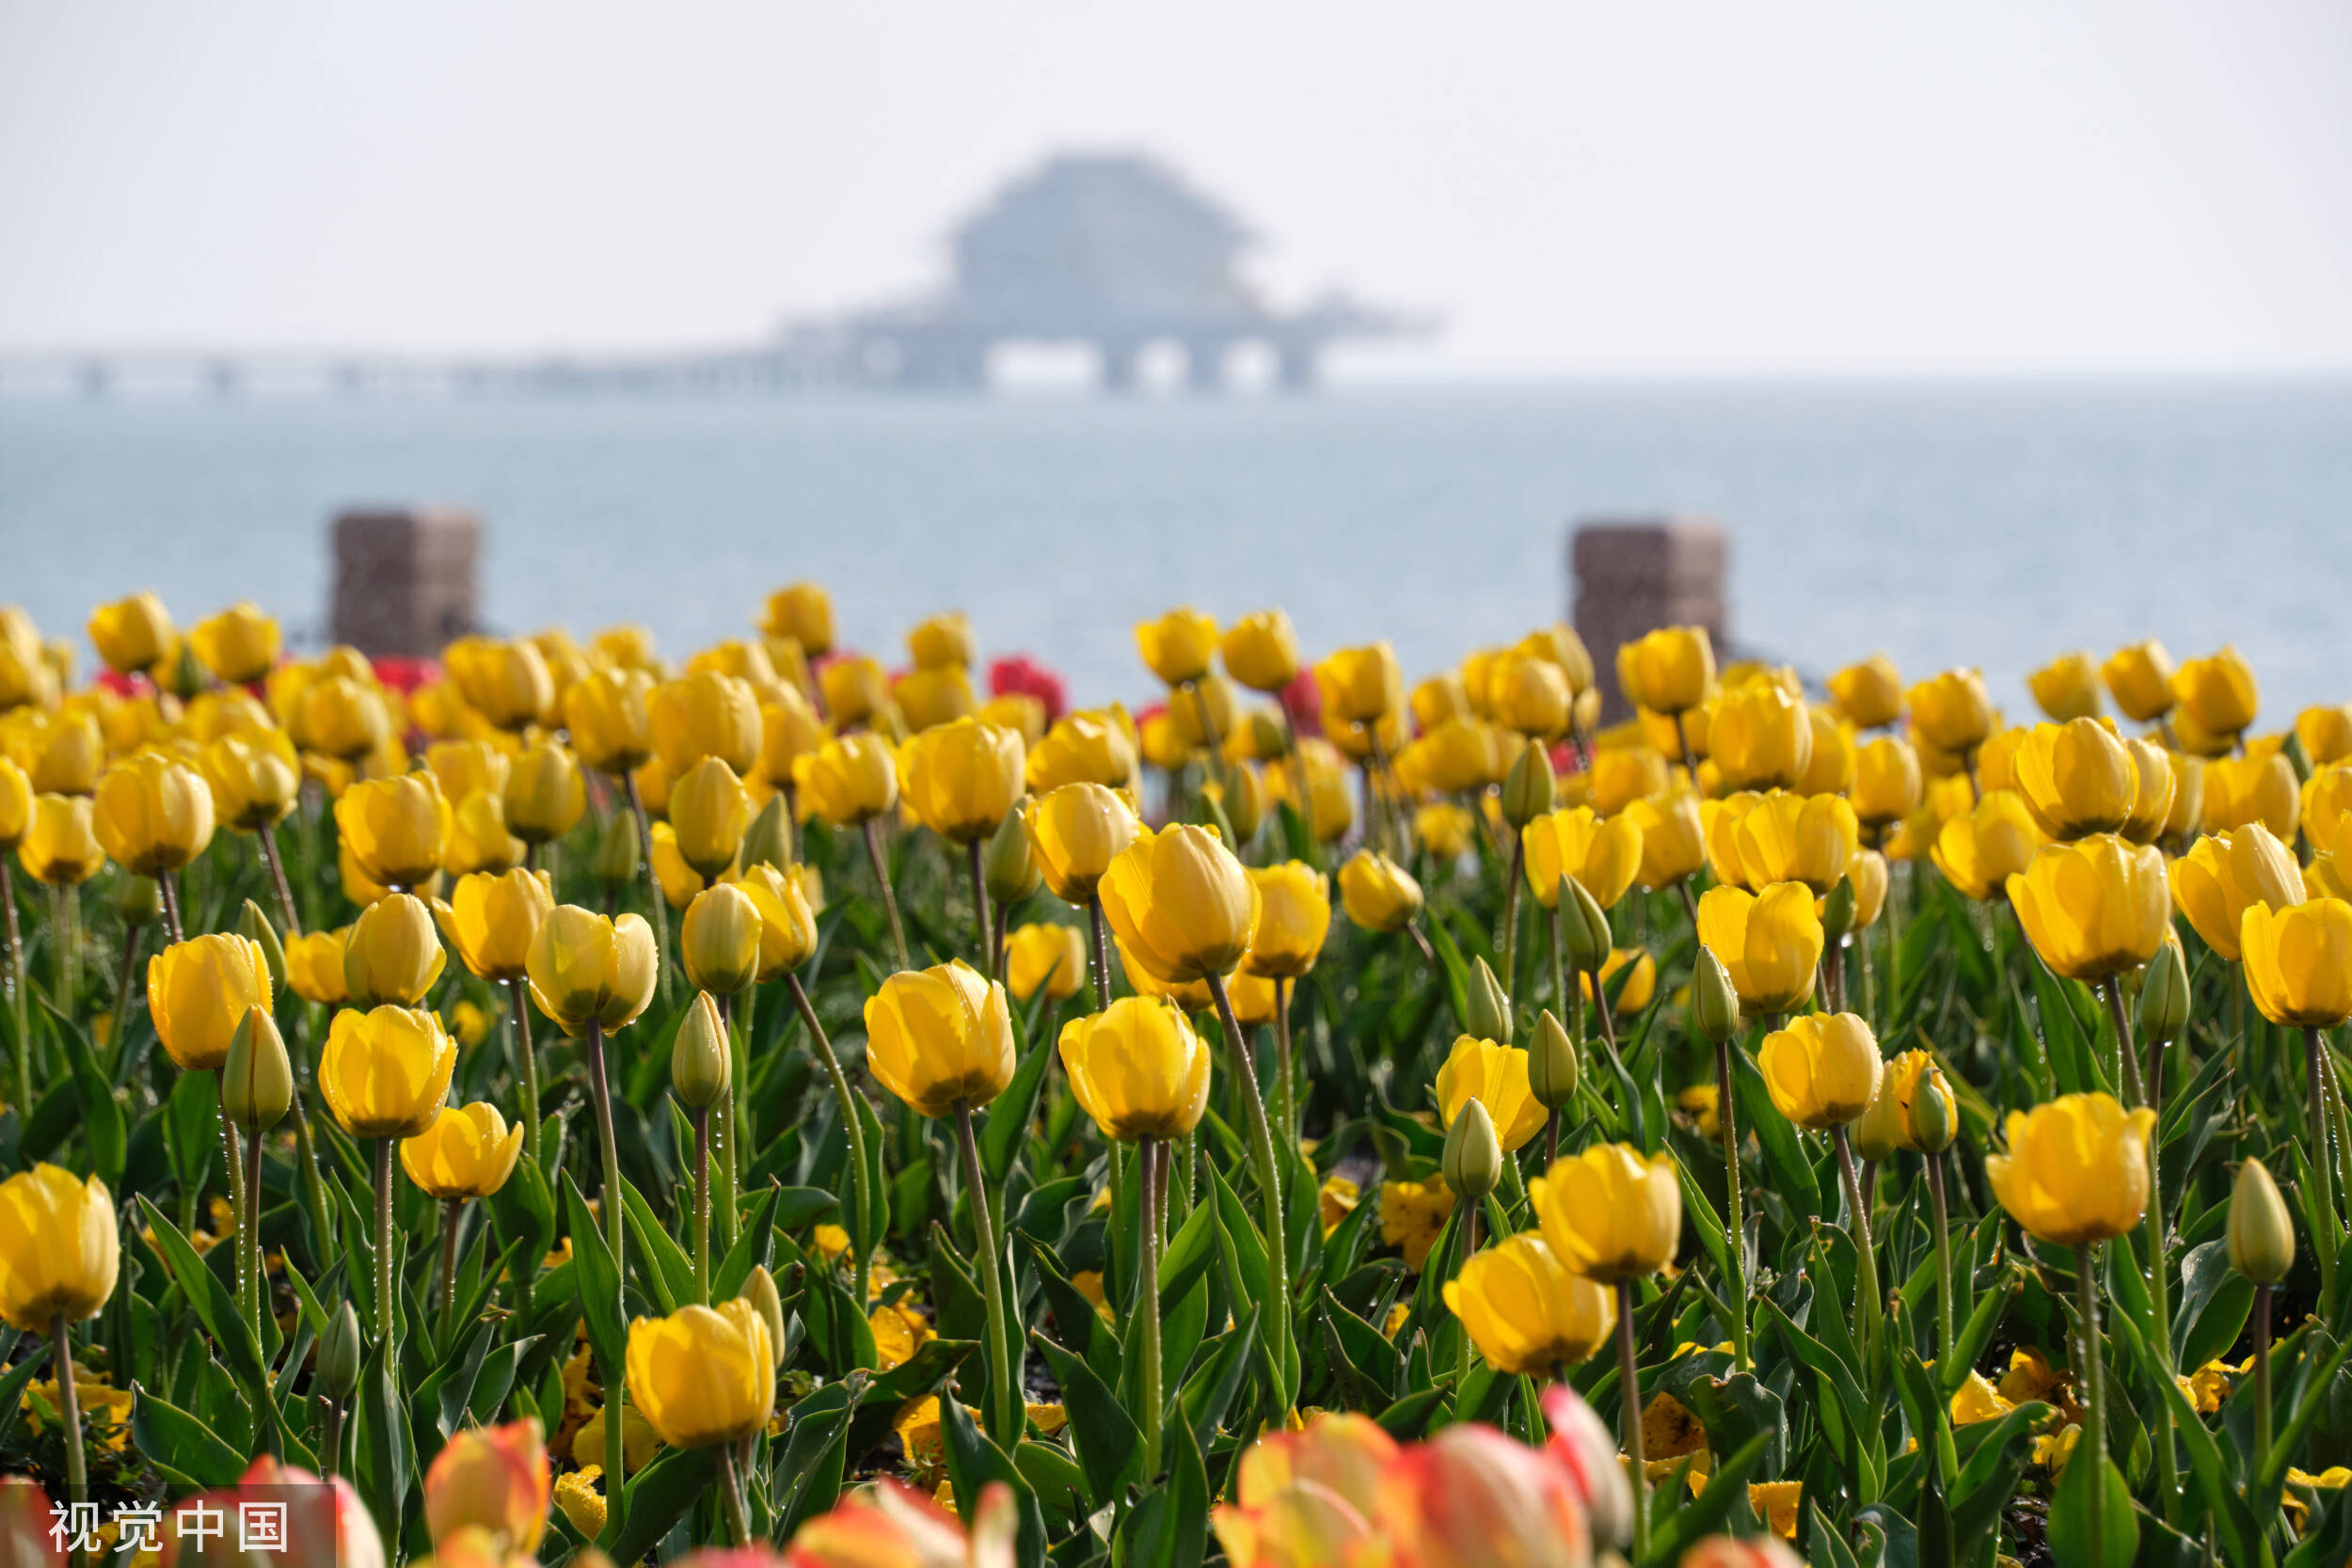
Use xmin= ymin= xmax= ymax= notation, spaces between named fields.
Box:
xmin=2 ymin=859 xmax=26 ymax=1118
xmin=1926 ymin=1152 xmax=1954 ymax=1368
xmin=509 ymin=976 xmax=541 ymax=1173
xmin=1208 ymin=970 xmax=1295 ymax=1415
xmin=1138 ymin=1132 xmax=1165 ymax=1475
xmin=790 ymin=974 xmax=872 ymax=1311
xmin=693 ymin=1104 xmax=711 ymax=1305
xmin=2108 ymin=974 xmax=2178 ymax=1520
xmin=718 ymin=1439 xmax=753 ymax=1546
xmin=1616 ymin=1279 xmax=1647 ymax=1559
xmin=1454 ymin=1202 xmax=1480 ymax=1390
xmin=373 ymin=1137 xmax=395 ymax=1349
xmin=965 ymin=838 xmax=993 ymax=972
xmin=319 ymin=1398 xmax=343 ymax=1481
xmin=1273 ymin=976 xmax=1295 ymax=1147
xmin=956 ymin=1099 xmax=1019 ymax=1442
xmin=1715 ymin=1037 xmax=1750 ymax=1371
xmin=2074 ymin=1243 xmax=2108 ymax=1568
xmin=54 ymin=1315 xmax=85 ymax=1568
xmin=1086 ymin=895 xmax=1114 ymax=1009
xmin=1834 ymin=1125 xmax=1883 ymax=1381
xmin=215 ymin=1080 xmax=248 ymax=1293
xmin=259 ymin=822 xmax=301 ymax=936
xmin=438 ymin=1197 xmax=462 ymax=1348
xmin=156 ymin=868 xmax=183 ymax=945
xmin=1499 ymin=836 xmax=1523 ymax=995
xmin=2253 ymin=1283 xmax=2274 ymax=1471
xmin=864 ymin=818 xmax=912 ymax=973
xmin=246 ymin=1127 xmax=266 ymax=1356
xmin=585 ymin=1019 xmax=629 ymax=1508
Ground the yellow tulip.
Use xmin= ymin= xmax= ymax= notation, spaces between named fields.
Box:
xmin=201 ymin=731 xmax=300 ymax=832
xmin=402 ymin=1103 xmax=526 ymax=1199
xmin=1796 ymin=706 xmax=1855 ymax=796
xmin=2169 ymin=826 xmax=2304 ymax=960
xmin=285 ymin=927 xmax=351 ymax=1006
xmin=1581 ymin=946 xmax=1659 ymax=1012
xmin=906 ymin=611 xmax=973 ymax=672
xmin=342 ymin=892 xmax=448 ymax=1007
xmin=1731 ymin=790 xmax=1857 ymax=895
xmin=761 ymin=581 xmax=834 ymax=657
xmin=2100 ymin=641 xmax=2177 ymax=722
xmin=1488 ymin=655 xmax=1572 ymax=741
xmin=1413 ymin=801 xmax=1474 ymax=860
xmin=1906 ymin=669 xmax=1994 ymax=754
xmin=19 ymin=711 xmax=100 ymax=798
xmin=2011 ymin=718 xmax=2135 ymax=840
xmin=626 ymin=1299 xmax=775 ymax=1449
xmin=863 ymin=960 xmax=1016 ymax=1117
xmin=1443 ymin=1232 xmax=1616 ymax=1376
xmin=1315 ymin=643 xmax=1404 ymax=728
xmin=183 ymin=601 xmax=280 ymax=686
xmin=2006 ymin=834 xmax=2170 ymax=983
xmin=1616 ymin=627 xmax=1714 ymax=716
xmin=442 ymin=789 xmax=524 ymax=878
xmin=1827 ymin=654 xmax=1903 ymax=730
xmin=1220 ymin=610 xmax=1300 ymax=693
xmin=0 ymin=1165 xmax=119 ymax=1330
xmin=1243 ymin=862 xmax=1330 ymax=979
xmin=564 ymin=668 xmax=656 ymax=776
xmin=2203 ymin=752 xmax=2298 ymax=841
xmin=1058 ymin=996 xmax=1214 ymax=1140
xmin=299 ymin=674 xmax=391 ymax=762
xmin=1268 ymin=738 xmax=1353 ymax=843
xmin=526 ymin=907 xmax=659 ymax=1037
xmin=1007 ymin=923 xmax=1087 ymax=1003
xmin=1119 ymin=938 xmax=1216 ymax=1012
xmin=87 ymin=592 xmax=173 ymax=675
xmin=1434 ymin=1036 xmax=1548 ymax=1152
xmin=2116 ymin=737 xmax=2177 ymax=845
xmin=1709 ymin=682 xmax=1813 ymax=791
xmin=1099 ymin=824 xmax=1259 ymax=985
xmin=1759 ymin=1012 xmax=1883 ymax=1130
xmin=1337 ymin=849 xmax=1422 ymax=933
xmin=148 ymin=933 xmax=273 ymax=1071
xmin=812 ymin=655 xmax=885 ymax=729
xmin=337 ymin=772 xmax=452 ymax=892
xmin=649 ymin=670 xmax=760 ymax=776
xmin=2296 ymin=705 xmax=2352 ymax=768
xmin=1026 ymin=710 xmax=1137 ymax=792
xmin=505 ymin=741 xmax=586 ymax=846
xmin=423 ymin=1418 xmax=551 ymax=1557
xmin=1522 ymin=806 xmax=1642 ymax=911
xmin=0 ymin=759 xmax=26 ymax=851
xmin=681 ymin=882 xmax=762 ymax=996
xmin=728 ymin=862 xmax=817 ymax=982
xmin=1696 ymin=882 xmax=1822 ymax=1017
xmin=2027 ymin=652 xmax=2103 ymax=721
xmin=648 ymin=822 xmax=702 ymax=911
xmin=1532 ymin=1142 xmax=1681 ymax=1282
xmin=426 ymin=738 xmax=510 ymax=807
xmin=320 ymin=1006 xmax=457 ymax=1139
xmin=1022 ymin=785 xmax=1137 ymax=906
xmin=1987 ymin=1093 xmax=2155 ymax=1245
xmin=2305 ymin=765 xmax=2352 ymax=857
xmin=439 ymin=868 xmax=554 ymax=982
xmin=756 ymin=689 xmax=827 ymax=790
xmin=1931 ymin=790 xmax=2045 ymax=901
xmin=669 ymin=756 xmax=751 ymax=878
xmin=1397 ymin=716 xmax=1510 ymax=797
xmin=1136 ymin=609 xmax=1218 ymax=687
xmin=893 ymin=664 xmax=977 ymax=733
xmin=92 ymin=752 xmax=214 ymax=877
xmin=900 ymin=717 xmax=1025 ymax=844
xmin=1624 ymin=788 xmax=1705 ymax=890
xmin=1515 ymin=624 xmax=1595 ymax=695
xmin=2161 ymin=751 xmax=2206 ymax=840
xmin=1213 ymin=1414 xmax=1393 ymax=1568
xmin=453 ymin=638 xmax=554 ymax=732
xmin=2240 ymin=898 xmax=2352 ymax=1028
xmin=792 ymin=733 xmax=899 ymax=827
xmin=2170 ymin=647 xmax=2258 ymax=740
xmin=1701 ymin=791 xmax=1762 ymax=889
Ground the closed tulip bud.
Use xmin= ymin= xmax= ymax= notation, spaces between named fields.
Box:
xmin=319 ymin=1300 xmax=363 ymax=1399
xmin=1690 ymin=946 xmax=1741 ymax=1045
xmin=671 ymin=991 xmax=732 ymax=1109
xmin=1442 ymin=1096 xmax=1503 ymax=1202
xmin=670 ymin=755 xmax=751 ymax=879
xmin=222 ymin=1006 xmax=294 ymax=1133
xmin=343 ymin=892 xmax=448 ymax=1007
xmin=1560 ymin=876 xmax=1613 ymax=974
xmin=731 ymin=862 xmax=818 ymax=982
xmin=527 ymin=907 xmax=659 ymax=1037
xmin=1911 ymin=1065 xmax=1955 ymax=1153
xmin=1216 ymin=760 xmax=1266 ymax=843
xmin=2137 ymin=936 xmax=2190 ymax=1046
xmin=1532 ymin=1141 xmax=1681 ymax=1282
xmin=112 ymin=872 xmax=163 ymax=929
xmin=626 ymin=1298 xmax=775 ymax=1449
xmin=1464 ymin=957 xmax=1512 ymax=1044
xmin=681 ymin=883 xmax=762 ymax=996
xmin=1336 ymin=849 xmax=1422 ymax=934
xmin=741 ymin=1264 xmax=788 ymax=1370
xmin=1988 ymin=1092 xmax=2156 ymax=1245
xmin=505 ymin=741 xmax=586 ymax=846
xmin=1529 ymin=1007 xmax=1580 ymax=1111
xmin=594 ymin=809 xmax=641 ymax=888
xmin=2228 ymin=1159 xmax=2295 ymax=1285
xmin=236 ymin=897 xmax=289 ymax=991
xmin=1820 ymin=876 xmax=1857 ymax=940
xmin=1501 ymin=739 xmax=1554 ymax=829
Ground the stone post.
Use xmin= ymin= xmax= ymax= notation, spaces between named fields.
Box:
xmin=330 ymin=509 xmax=481 ymax=657
xmin=1571 ymin=519 xmax=1727 ymax=723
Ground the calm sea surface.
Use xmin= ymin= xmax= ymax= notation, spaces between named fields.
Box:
xmin=3 ymin=380 xmax=2348 ymax=718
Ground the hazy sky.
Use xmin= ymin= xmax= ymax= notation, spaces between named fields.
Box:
xmin=5 ymin=1 xmax=2349 ymax=375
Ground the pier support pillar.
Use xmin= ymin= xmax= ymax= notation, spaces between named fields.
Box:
xmin=332 ymin=509 xmax=481 ymax=657
xmin=1571 ymin=519 xmax=1728 ymax=723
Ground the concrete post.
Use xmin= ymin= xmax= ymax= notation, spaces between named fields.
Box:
xmin=1571 ymin=519 xmax=1727 ymax=723
xmin=331 ymin=509 xmax=481 ymax=657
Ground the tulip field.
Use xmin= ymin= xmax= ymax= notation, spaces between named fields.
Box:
xmin=4 ymin=593 xmax=2352 ymax=1568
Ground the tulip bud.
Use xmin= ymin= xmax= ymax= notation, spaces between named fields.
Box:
xmin=1442 ymin=1097 xmax=1503 ymax=1204
xmin=1465 ymin=956 xmax=1513 ymax=1045
xmin=163 ymin=640 xmax=206 ymax=701
xmin=595 ymin=810 xmax=641 ymax=887
xmin=236 ymin=897 xmax=289 ymax=993
xmin=1852 ymin=1076 xmax=1903 ymax=1162
xmin=738 ymin=794 xmax=791 ymax=874
xmin=1502 ymin=740 xmax=1555 ymax=830
xmin=1529 ymin=1007 xmax=1580 ymax=1111
xmin=741 ymin=1263 xmax=788 ymax=1370
xmin=1820 ymin=877 xmax=1858 ymax=942
xmin=2228 ymin=1158 xmax=2296 ymax=1285
xmin=1911 ymin=1067 xmax=1956 ymax=1154
xmin=1193 ymin=788 xmax=1238 ymax=847
xmin=222 ymin=1005 xmax=294 ymax=1133
xmin=1560 ymin=877 xmax=1611 ymax=976
xmin=2137 ymin=940 xmax=2190 ymax=1048
xmin=1691 ymin=947 xmax=1740 ymax=1046
xmin=2283 ymin=731 xmax=2314 ymax=786
xmin=318 ymin=1301 xmax=363 ymax=1401
xmin=112 ymin=874 xmax=163 ymax=930
xmin=671 ymin=991 xmax=732 ymax=1110
xmin=983 ymin=808 xmax=1041 ymax=906
xmin=1220 ymin=762 xmax=1266 ymax=844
